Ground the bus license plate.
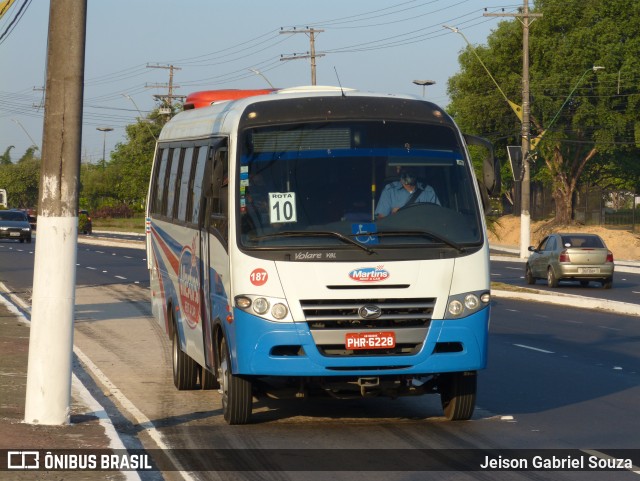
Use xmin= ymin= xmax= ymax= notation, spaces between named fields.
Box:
xmin=345 ymin=332 xmax=395 ymax=350
xmin=9 ymin=232 xmax=20 ymax=237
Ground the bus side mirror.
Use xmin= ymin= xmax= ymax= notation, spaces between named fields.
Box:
xmin=463 ymin=134 xmax=501 ymax=211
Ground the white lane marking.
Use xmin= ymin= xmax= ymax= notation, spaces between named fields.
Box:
xmin=504 ymin=267 xmax=521 ymax=270
xmin=124 ymin=256 xmax=133 ymax=259
xmin=74 ymin=348 xmax=195 ymax=480
xmin=506 ymin=308 xmax=519 ymax=312
xmin=491 ymin=273 xmax=502 ymax=277
xmin=514 ymin=344 xmax=554 ymax=354
xmin=115 ymin=275 xmax=127 ymax=280
xmin=86 ymin=266 xmax=97 ymax=270
xmin=599 ymin=326 xmax=622 ymax=331
xmin=95 ymin=250 xmax=105 ymax=254
xmin=102 ymin=270 xmax=108 ymax=273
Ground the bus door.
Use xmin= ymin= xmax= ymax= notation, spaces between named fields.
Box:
xmin=199 ymin=140 xmax=230 ymax=373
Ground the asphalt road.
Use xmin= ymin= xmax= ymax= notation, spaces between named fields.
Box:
xmin=1 ymin=238 xmax=639 ymax=480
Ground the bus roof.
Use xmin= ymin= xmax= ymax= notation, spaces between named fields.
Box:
xmin=159 ymin=86 xmax=441 ymax=142
xmin=184 ymin=89 xmax=277 ymax=109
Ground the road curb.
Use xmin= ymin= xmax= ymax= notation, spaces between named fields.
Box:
xmin=492 ymin=288 xmax=640 ymax=316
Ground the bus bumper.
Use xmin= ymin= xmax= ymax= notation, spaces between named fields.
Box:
xmin=229 ymin=307 xmax=489 ymax=377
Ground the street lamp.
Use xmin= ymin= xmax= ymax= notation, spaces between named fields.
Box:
xmin=412 ymin=79 xmax=436 ymax=98
xmin=96 ymin=127 xmax=113 ymax=169
xmin=121 ymin=94 xmax=157 ymax=141
xmin=249 ymin=68 xmax=276 ymax=89
xmin=530 ymin=66 xmax=605 ymax=149
xmin=12 ymin=119 xmax=40 ymax=151
xmin=444 ymin=25 xmax=523 ymax=121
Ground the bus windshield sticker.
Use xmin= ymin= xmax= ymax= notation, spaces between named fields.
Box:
xmin=269 ymin=192 xmax=297 ymax=223
xmin=352 ymin=223 xmax=379 ymax=245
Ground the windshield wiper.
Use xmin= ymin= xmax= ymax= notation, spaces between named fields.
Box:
xmin=253 ymin=230 xmax=376 ymax=255
xmin=365 ymin=230 xmax=466 ymax=253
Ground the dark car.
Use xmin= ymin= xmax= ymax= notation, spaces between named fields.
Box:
xmin=79 ymin=209 xmax=92 ymax=235
xmin=0 ymin=210 xmax=32 ymax=243
xmin=525 ymin=233 xmax=614 ymax=289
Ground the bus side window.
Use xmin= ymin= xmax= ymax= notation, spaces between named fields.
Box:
xmin=209 ymin=147 xmax=229 ymax=241
xmin=166 ymin=148 xmax=183 ymax=218
xmin=160 ymin=149 xmax=175 ymax=217
xmin=151 ymin=148 xmax=167 ymax=215
xmin=177 ymin=147 xmax=194 ymax=222
xmin=191 ymin=146 xmax=208 ymax=223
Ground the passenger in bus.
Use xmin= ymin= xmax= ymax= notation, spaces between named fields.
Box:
xmin=375 ymin=167 xmax=439 ymax=218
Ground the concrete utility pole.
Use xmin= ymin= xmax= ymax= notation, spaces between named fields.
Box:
xmin=24 ymin=0 xmax=87 ymax=425
xmin=280 ymin=28 xmax=325 ymax=85
xmin=484 ymin=1 xmax=542 ymax=259
xmin=146 ymin=64 xmax=186 ymax=111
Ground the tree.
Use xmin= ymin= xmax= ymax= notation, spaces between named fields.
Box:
xmin=79 ymin=106 xmax=167 ymax=211
xmin=105 ymin=109 xmax=165 ymax=209
xmin=1 ymin=146 xmax=14 ymax=165
xmin=448 ymin=0 xmax=640 ymax=224
xmin=0 ymin=156 xmax=41 ymax=208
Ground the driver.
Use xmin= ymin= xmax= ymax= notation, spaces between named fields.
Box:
xmin=375 ymin=167 xmax=439 ymax=218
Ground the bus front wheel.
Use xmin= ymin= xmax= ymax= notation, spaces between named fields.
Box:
xmin=219 ymin=337 xmax=252 ymax=425
xmin=439 ymin=371 xmax=477 ymax=421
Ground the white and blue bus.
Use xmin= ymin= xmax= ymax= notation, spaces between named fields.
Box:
xmin=146 ymin=86 xmax=500 ymax=424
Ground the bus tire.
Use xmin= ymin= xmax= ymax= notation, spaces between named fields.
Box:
xmin=172 ymin=326 xmax=199 ymax=390
xmin=439 ymin=371 xmax=477 ymax=421
xmin=201 ymin=366 xmax=219 ymax=390
xmin=219 ymin=337 xmax=252 ymax=425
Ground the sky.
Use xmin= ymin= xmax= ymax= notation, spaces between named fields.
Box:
xmin=0 ymin=0 xmax=517 ymax=165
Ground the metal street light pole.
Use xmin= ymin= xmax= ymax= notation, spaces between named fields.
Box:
xmin=96 ymin=126 xmax=113 ymax=169
xmin=12 ymin=118 xmax=40 ymax=151
xmin=412 ymin=79 xmax=436 ymax=98
xmin=121 ymin=94 xmax=157 ymax=141
xmin=249 ymin=68 xmax=276 ymax=89
xmin=531 ymin=66 xmax=605 ymax=149
xmin=443 ymin=25 xmax=523 ymax=122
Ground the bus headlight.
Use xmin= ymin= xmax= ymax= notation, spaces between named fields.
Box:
xmin=253 ymin=297 xmax=269 ymax=315
xmin=234 ymin=295 xmax=293 ymax=322
xmin=445 ymin=290 xmax=490 ymax=319
xmin=271 ymin=303 xmax=288 ymax=320
xmin=447 ymin=300 xmax=463 ymax=317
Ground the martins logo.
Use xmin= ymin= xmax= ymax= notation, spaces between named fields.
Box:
xmin=348 ymin=265 xmax=390 ymax=282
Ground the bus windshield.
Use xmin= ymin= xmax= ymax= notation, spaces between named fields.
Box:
xmin=238 ymin=120 xmax=483 ymax=251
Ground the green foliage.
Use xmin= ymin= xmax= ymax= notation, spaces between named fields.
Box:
xmin=0 ymin=153 xmax=41 ymax=208
xmin=79 ymin=107 xmax=167 ymax=211
xmin=1 ymin=146 xmax=14 ymax=165
xmin=448 ymin=0 xmax=640 ymax=219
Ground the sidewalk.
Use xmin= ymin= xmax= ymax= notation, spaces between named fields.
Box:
xmin=0 ymin=295 xmax=126 ymax=480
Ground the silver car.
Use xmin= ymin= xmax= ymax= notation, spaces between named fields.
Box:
xmin=525 ymin=233 xmax=614 ymax=289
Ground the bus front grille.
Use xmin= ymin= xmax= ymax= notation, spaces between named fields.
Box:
xmin=300 ymin=298 xmax=435 ymax=330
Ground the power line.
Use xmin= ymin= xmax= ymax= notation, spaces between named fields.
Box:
xmin=0 ymin=0 xmax=31 ymax=45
